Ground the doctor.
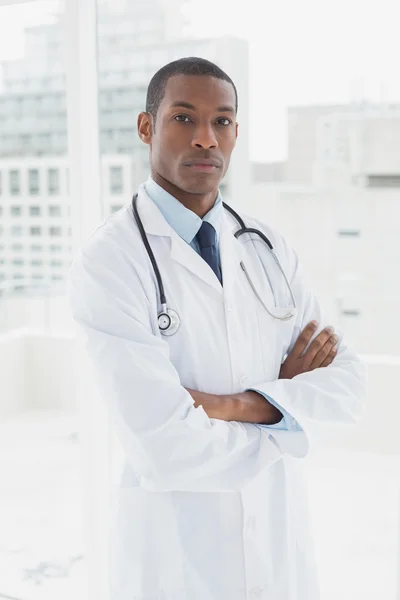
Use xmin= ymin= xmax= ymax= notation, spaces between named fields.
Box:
xmin=69 ymin=57 xmax=367 ymax=600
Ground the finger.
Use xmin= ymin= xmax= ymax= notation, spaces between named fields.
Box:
xmin=304 ymin=327 xmax=335 ymax=365
xmin=309 ymin=335 xmax=338 ymax=370
xmin=290 ymin=321 xmax=319 ymax=358
xmin=320 ymin=349 xmax=337 ymax=368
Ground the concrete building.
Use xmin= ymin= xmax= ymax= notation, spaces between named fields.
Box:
xmin=0 ymin=2 xmax=250 ymax=294
xmin=253 ymin=103 xmax=400 ymax=355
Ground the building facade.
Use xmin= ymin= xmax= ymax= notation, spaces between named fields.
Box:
xmin=253 ymin=103 xmax=400 ymax=355
xmin=0 ymin=2 xmax=250 ymax=294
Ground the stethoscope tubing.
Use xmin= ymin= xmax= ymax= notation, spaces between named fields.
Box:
xmin=131 ymin=193 xmax=296 ymax=327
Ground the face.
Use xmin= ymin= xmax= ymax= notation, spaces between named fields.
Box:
xmin=138 ymin=74 xmax=238 ymax=196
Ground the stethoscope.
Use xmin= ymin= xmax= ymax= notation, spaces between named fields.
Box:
xmin=132 ymin=193 xmax=297 ymax=336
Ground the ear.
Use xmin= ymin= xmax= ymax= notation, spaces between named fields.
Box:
xmin=235 ymin=122 xmax=239 ymax=140
xmin=137 ymin=112 xmax=153 ymax=145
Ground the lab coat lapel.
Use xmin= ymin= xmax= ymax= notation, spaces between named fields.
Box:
xmin=136 ymin=184 xmax=223 ymax=295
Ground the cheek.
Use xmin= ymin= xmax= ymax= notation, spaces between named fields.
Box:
xmin=151 ymin=136 xmax=181 ymax=176
xmin=221 ymin=138 xmax=236 ymax=166
xmin=154 ymin=129 xmax=181 ymax=158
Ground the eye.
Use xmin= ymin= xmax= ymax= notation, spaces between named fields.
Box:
xmin=216 ymin=117 xmax=232 ymax=126
xmin=174 ymin=114 xmax=191 ymax=122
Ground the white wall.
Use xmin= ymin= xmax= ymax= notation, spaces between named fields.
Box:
xmin=0 ymin=330 xmax=27 ymax=416
xmin=0 ymin=294 xmax=73 ymax=334
xmin=0 ymin=330 xmax=77 ymax=415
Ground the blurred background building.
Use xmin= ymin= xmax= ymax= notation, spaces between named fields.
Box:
xmin=0 ymin=0 xmax=249 ymax=307
xmin=252 ymin=103 xmax=400 ymax=354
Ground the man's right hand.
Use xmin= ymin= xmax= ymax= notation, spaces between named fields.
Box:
xmin=279 ymin=321 xmax=338 ymax=380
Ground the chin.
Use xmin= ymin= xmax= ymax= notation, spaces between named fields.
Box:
xmin=181 ymin=176 xmax=222 ymax=195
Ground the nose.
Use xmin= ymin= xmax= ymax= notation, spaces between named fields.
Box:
xmin=191 ymin=122 xmax=218 ymax=150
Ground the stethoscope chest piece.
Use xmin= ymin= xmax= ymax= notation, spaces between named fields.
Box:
xmin=158 ymin=308 xmax=180 ymax=336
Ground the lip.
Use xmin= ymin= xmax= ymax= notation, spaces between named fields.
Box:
xmin=186 ymin=164 xmax=218 ymax=172
xmin=183 ymin=158 xmax=222 ymax=168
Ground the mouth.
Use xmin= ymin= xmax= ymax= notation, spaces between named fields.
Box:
xmin=182 ymin=158 xmax=222 ymax=173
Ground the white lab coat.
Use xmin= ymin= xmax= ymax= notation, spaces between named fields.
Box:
xmin=68 ymin=183 xmax=367 ymax=600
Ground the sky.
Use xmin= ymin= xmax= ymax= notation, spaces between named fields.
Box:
xmin=0 ymin=0 xmax=399 ymax=161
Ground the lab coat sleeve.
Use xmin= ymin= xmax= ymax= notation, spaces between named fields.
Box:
xmin=68 ymin=239 xmax=297 ymax=493
xmin=250 ymin=233 xmax=368 ymax=449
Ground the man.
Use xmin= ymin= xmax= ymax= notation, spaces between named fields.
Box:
xmin=69 ymin=57 xmax=367 ymax=600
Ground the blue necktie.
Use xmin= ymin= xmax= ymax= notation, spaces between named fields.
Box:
xmin=196 ymin=221 xmax=223 ymax=284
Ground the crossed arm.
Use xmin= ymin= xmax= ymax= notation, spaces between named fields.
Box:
xmin=186 ymin=320 xmax=339 ymax=425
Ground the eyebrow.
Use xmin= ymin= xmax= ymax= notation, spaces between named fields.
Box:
xmin=170 ymin=101 xmax=235 ymax=113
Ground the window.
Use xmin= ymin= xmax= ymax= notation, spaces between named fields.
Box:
xmin=66 ymin=168 xmax=69 ymax=193
xmin=338 ymin=230 xmax=360 ymax=237
xmin=30 ymin=206 xmax=41 ymax=216
xmin=11 ymin=205 xmax=22 ymax=217
xmin=9 ymin=170 xmax=20 ymax=195
xmin=341 ymin=309 xmax=360 ymax=317
xmin=50 ymin=244 xmax=62 ymax=252
xmin=0 ymin=206 xmax=2 ymax=217
xmin=21 ymin=134 xmax=32 ymax=148
xmin=11 ymin=244 xmax=23 ymax=252
xmin=0 ymin=226 xmax=3 ymax=236
xmin=48 ymin=168 xmax=60 ymax=195
xmin=28 ymin=169 xmax=40 ymax=195
xmin=32 ymin=275 xmax=44 ymax=281
xmin=0 ymin=171 xmax=2 ymax=195
xmin=49 ymin=205 xmax=61 ymax=217
xmin=50 ymin=259 xmax=63 ymax=267
xmin=12 ymin=258 xmax=24 ymax=267
xmin=110 ymin=204 xmax=123 ymax=213
xmin=50 ymin=227 xmax=62 ymax=236
xmin=31 ymin=245 xmax=42 ymax=252
xmin=30 ymin=226 xmax=42 ymax=236
xmin=109 ymin=165 xmax=123 ymax=194
xmin=12 ymin=225 xmax=23 ymax=236
xmin=31 ymin=259 xmax=43 ymax=267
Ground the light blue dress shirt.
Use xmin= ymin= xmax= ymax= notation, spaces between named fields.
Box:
xmin=145 ymin=177 xmax=301 ymax=432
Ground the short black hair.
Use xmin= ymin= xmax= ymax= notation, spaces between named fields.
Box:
xmin=145 ymin=57 xmax=238 ymax=117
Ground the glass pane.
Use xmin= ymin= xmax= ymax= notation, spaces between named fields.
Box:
xmin=48 ymin=167 xmax=60 ymax=194
xmin=49 ymin=204 xmax=62 ymax=216
xmin=0 ymin=4 xmax=85 ymax=600
xmin=28 ymin=167 xmax=40 ymax=195
xmin=109 ymin=164 xmax=123 ymax=193
xmin=29 ymin=205 xmax=41 ymax=216
xmin=9 ymin=169 xmax=20 ymax=195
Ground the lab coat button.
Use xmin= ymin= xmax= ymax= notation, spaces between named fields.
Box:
xmin=240 ymin=375 xmax=247 ymax=384
xmin=227 ymin=304 xmax=233 ymax=312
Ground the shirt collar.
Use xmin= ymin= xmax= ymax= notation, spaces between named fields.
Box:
xmin=145 ymin=176 xmax=223 ymax=244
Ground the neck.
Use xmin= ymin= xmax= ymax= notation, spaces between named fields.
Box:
xmin=151 ymin=171 xmax=218 ymax=219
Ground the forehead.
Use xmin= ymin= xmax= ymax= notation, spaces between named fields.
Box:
xmin=160 ymin=74 xmax=236 ymax=112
